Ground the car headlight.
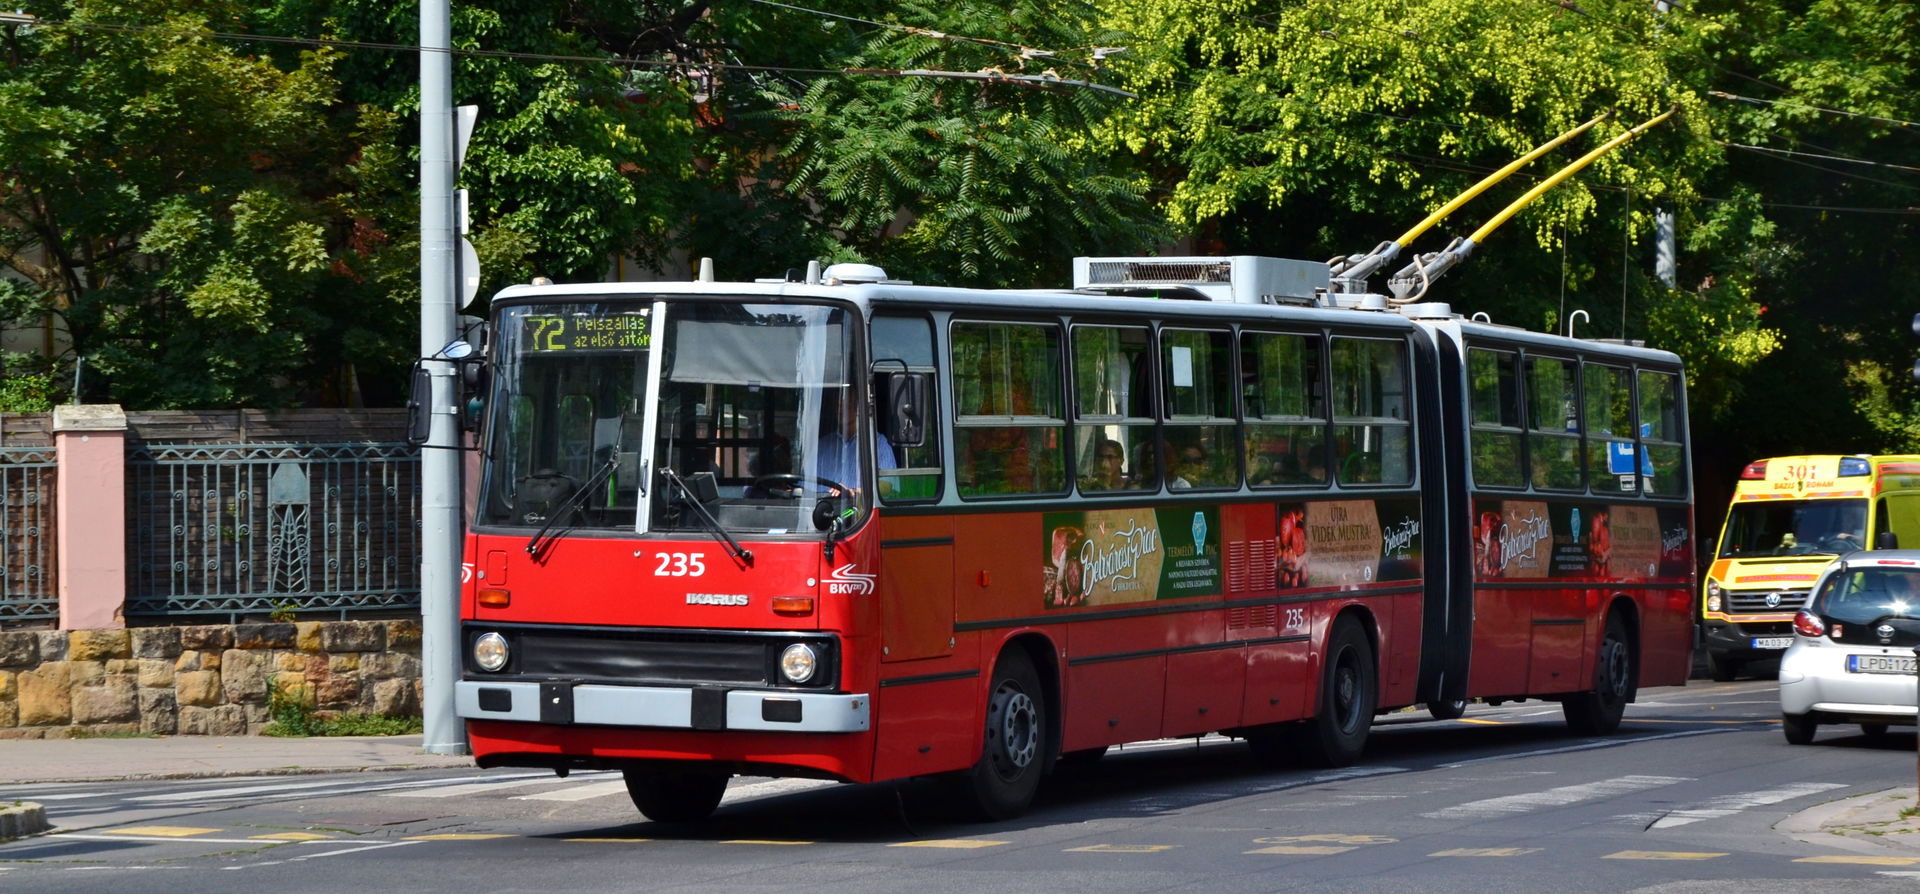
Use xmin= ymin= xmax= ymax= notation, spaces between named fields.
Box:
xmin=473 ymin=632 xmax=510 ymax=672
xmin=1705 ymin=580 xmax=1721 ymax=613
xmin=779 ymin=643 xmax=818 ymax=684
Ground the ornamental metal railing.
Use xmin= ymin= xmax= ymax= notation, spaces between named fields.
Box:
xmin=0 ymin=447 xmax=57 ymax=624
xmin=126 ymin=442 xmax=421 ymax=621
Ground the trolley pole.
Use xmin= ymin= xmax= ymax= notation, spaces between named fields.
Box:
xmin=418 ymin=0 xmax=466 ymax=756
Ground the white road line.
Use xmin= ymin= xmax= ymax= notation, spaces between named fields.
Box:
xmin=721 ymin=778 xmax=840 ymax=803
xmin=1648 ymin=783 xmax=1848 ymax=828
xmin=1423 ymin=775 xmax=1692 ymax=820
xmin=1438 ymin=728 xmax=1727 ymax=768
xmin=127 ymin=772 xmax=553 ymax=803
xmin=514 ymin=780 xmax=630 ymax=802
xmin=386 ymin=777 xmax=565 ymax=799
xmin=288 ymin=840 xmax=424 ymax=861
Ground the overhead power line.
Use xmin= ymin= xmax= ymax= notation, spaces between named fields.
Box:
xmin=1708 ymin=90 xmax=1920 ymax=131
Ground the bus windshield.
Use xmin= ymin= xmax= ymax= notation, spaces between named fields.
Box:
xmin=1717 ymin=499 xmax=1867 ymax=558
xmin=477 ymin=299 xmax=865 ymax=536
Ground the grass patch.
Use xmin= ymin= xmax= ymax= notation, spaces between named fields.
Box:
xmin=262 ymin=679 xmax=423 ymax=737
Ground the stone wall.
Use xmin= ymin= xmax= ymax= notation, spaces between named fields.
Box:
xmin=0 ymin=619 xmax=421 ymax=738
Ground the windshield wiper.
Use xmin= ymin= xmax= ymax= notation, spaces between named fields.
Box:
xmin=659 ymin=467 xmax=754 ymax=565
xmin=524 ymin=455 xmax=620 ymax=558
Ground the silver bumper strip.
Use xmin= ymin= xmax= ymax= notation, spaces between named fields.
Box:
xmin=456 ymin=680 xmax=870 ymax=733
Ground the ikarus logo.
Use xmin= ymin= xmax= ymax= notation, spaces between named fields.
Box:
xmin=827 ymin=563 xmax=876 ymax=595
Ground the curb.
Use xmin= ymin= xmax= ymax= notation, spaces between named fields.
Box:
xmin=0 ymin=802 xmax=49 ymax=841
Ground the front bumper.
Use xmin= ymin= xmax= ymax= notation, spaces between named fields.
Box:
xmin=456 ymin=680 xmax=871 ymax=733
xmin=1702 ymin=618 xmax=1795 ymax=661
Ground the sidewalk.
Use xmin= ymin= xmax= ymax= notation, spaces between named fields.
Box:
xmin=1778 ymin=786 xmax=1920 ymax=856
xmin=0 ymin=734 xmax=475 ymax=786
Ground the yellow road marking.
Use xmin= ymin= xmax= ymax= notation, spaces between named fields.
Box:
xmin=889 ymin=839 xmax=1007 ymax=849
xmin=1795 ymin=855 xmax=1920 ymax=866
xmin=1254 ymin=834 xmax=1397 ymax=845
xmin=1605 ymin=850 xmax=1727 ymax=860
xmin=723 ymin=839 xmax=814 ymax=846
xmin=403 ymin=833 xmax=516 ymax=841
xmin=1457 ymin=718 xmax=1509 ymax=725
xmin=1066 ymin=844 xmax=1176 ymax=853
xmin=250 ymin=832 xmax=336 ymax=841
xmin=1430 ymin=847 xmax=1542 ymax=857
xmin=102 ymin=826 xmax=222 ymax=838
xmin=1246 ymin=845 xmax=1356 ymax=855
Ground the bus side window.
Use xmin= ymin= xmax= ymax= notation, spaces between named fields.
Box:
xmin=1332 ymin=336 xmax=1412 ymax=486
xmin=1161 ymin=327 xmax=1237 ymax=490
xmin=951 ymin=320 xmax=1066 ymax=498
xmin=872 ymin=314 xmax=943 ymax=503
xmin=1243 ymin=330 xmax=1328 ymax=488
xmin=1636 ymin=369 xmax=1686 ymax=497
xmin=1467 ymin=347 xmax=1523 ymax=488
xmin=1527 ymin=356 xmax=1582 ymax=491
xmin=1071 ymin=324 xmax=1154 ymax=494
xmin=1584 ymin=363 xmax=1635 ymax=495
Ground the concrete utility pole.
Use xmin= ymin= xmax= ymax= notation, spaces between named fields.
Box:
xmin=419 ymin=0 xmax=466 ymax=756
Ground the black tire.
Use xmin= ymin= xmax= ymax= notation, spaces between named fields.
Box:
xmin=1564 ymin=613 xmax=1633 ymax=735
xmin=1861 ymin=722 xmax=1890 ymax=739
xmin=1426 ymin=698 xmax=1468 ymax=721
xmin=1782 ymin=712 xmax=1818 ymax=745
xmin=959 ymin=650 xmax=1048 ymax=821
xmin=1290 ymin=617 xmax=1376 ymax=767
xmin=622 ymin=768 xmax=729 ymax=822
xmin=1705 ymin=650 xmax=1740 ymax=683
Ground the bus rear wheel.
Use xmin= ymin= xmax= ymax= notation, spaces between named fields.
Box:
xmin=622 ymin=768 xmax=729 ymax=822
xmin=1290 ymin=617 xmax=1376 ymax=767
xmin=1563 ymin=613 xmax=1632 ymax=735
xmin=958 ymin=650 xmax=1048 ymax=821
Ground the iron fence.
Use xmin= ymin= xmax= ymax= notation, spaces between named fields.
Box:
xmin=0 ymin=447 xmax=56 ymax=624
xmin=127 ymin=442 xmax=421 ymax=621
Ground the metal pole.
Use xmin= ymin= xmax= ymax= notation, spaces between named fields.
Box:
xmin=419 ymin=0 xmax=467 ymax=755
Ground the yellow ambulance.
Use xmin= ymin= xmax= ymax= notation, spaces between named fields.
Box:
xmin=1702 ymin=455 xmax=1920 ymax=680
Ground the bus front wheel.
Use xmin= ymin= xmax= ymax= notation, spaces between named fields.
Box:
xmin=622 ymin=769 xmax=729 ymax=822
xmin=1290 ymin=617 xmax=1376 ymax=767
xmin=1563 ymin=613 xmax=1632 ymax=735
xmin=959 ymin=650 xmax=1048 ymax=821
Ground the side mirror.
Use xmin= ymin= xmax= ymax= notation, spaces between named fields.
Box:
xmin=881 ymin=371 xmax=930 ymax=449
xmin=405 ymin=363 xmax=432 ymax=447
xmin=1879 ymin=531 xmax=1900 ymax=550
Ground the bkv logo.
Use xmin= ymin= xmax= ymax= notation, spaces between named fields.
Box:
xmin=827 ymin=563 xmax=876 ymax=595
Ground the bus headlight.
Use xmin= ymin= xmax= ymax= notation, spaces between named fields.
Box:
xmin=779 ymin=643 xmax=818 ymax=684
xmin=473 ymin=632 xmax=510 ymax=672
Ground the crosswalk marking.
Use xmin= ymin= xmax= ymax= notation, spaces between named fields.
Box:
xmin=890 ymin=839 xmax=1008 ymax=849
xmin=1604 ymin=850 xmax=1726 ymax=860
xmin=1648 ymin=783 xmax=1848 ymax=828
xmin=514 ymin=780 xmax=630 ymax=802
xmin=101 ymin=826 xmax=222 ymax=837
xmin=1430 ymin=847 xmax=1541 ymax=857
xmin=402 ymin=833 xmax=515 ymax=841
xmin=387 ymin=778 xmax=559 ymax=799
xmin=1066 ymin=844 xmax=1176 ymax=853
xmin=250 ymin=832 xmax=336 ymax=841
xmin=1246 ymin=844 xmax=1354 ymax=855
xmin=1422 ymin=775 xmax=1690 ymax=820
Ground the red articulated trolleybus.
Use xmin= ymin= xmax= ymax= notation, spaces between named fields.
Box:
xmin=450 ymin=252 xmax=1696 ymax=822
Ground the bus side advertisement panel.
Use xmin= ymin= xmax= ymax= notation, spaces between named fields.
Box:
xmin=1040 ymin=507 xmax=1222 ymax=609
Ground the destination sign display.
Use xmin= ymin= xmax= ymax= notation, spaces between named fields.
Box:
xmin=520 ymin=310 xmax=650 ymax=354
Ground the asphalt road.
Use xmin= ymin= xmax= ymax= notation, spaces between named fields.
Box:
xmin=4 ymin=677 xmax=1918 ymax=893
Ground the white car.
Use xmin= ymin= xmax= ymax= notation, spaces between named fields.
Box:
xmin=1778 ymin=551 xmax=1920 ymax=744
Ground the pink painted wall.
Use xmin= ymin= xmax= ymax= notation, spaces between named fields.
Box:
xmin=54 ymin=405 xmax=126 ymax=630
